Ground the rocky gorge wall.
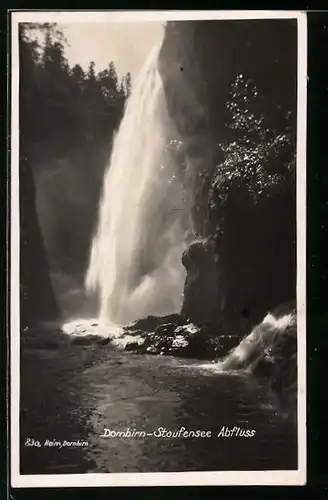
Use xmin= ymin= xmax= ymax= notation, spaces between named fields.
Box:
xmin=19 ymin=145 xmax=60 ymax=328
xmin=159 ymin=19 xmax=297 ymax=337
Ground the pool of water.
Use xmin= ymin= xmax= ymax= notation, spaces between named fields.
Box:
xmin=20 ymin=342 xmax=297 ymax=474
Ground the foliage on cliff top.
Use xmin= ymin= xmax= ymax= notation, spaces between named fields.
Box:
xmin=211 ymin=74 xmax=296 ymax=206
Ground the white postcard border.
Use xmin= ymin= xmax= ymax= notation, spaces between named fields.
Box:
xmin=10 ymin=9 xmax=307 ymax=487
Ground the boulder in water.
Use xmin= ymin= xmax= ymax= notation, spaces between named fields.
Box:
xmin=123 ymin=313 xmax=236 ymax=359
xmin=124 ymin=313 xmax=184 ymax=334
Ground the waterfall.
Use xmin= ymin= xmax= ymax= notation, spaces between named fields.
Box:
xmin=85 ymin=42 xmax=191 ymax=326
xmin=218 ymin=310 xmax=296 ymax=372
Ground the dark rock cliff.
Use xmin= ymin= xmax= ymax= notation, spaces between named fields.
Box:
xmin=19 ymin=146 xmax=60 ymax=327
xmin=159 ymin=19 xmax=297 ymax=336
xmin=19 ymin=31 xmax=60 ymax=328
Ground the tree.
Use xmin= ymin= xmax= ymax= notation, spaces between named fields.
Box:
xmin=118 ymin=76 xmax=126 ymax=96
xmin=19 ymin=21 xmax=130 ymax=166
xmin=71 ymin=64 xmax=86 ymax=87
xmin=98 ymin=62 xmax=119 ymax=100
xmin=87 ymin=61 xmax=96 ymax=80
xmin=124 ymin=72 xmax=132 ymax=97
xmin=210 ymin=74 xmax=295 ymax=206
xmin=108 ymin=61 xmax=118 ymax=92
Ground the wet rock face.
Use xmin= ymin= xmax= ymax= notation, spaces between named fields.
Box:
xmin=181 ymin=239 xmax=221 ymax=327
xmin=159 ymin=19 xmax=297 ymax=153
xmin=20 ymin=152 xmax=60 ymax=327
xmin=159 ymin=20 xmax=297 ymax=335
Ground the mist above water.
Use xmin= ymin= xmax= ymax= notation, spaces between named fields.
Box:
xmin=86 ymin=41 xmax=192 ymax=325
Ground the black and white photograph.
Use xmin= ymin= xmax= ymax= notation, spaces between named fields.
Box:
xmin=10 ymin=10 xmax=307 ymax=487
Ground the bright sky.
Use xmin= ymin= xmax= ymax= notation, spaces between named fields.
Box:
xmin=59 ymin=22 xmax=165 ymax=81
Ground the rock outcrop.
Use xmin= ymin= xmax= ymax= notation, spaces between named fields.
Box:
xmin=122 ymin=313 xmax=239 ymax=359
xmin=159 ymin=19 xmax=297 ymax=337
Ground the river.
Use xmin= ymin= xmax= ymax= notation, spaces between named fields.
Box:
xmin=20 ymin=335 xmax=297 ymax=474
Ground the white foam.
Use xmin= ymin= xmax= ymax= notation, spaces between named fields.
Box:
xmin=61 ymin=318 xmax=123 ymax=338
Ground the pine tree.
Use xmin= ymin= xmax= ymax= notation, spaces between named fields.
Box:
xmin=108 ymin=61 xmax=118 ymax=93
xmin=118 ymin=76 xmax=126 ymax=97
xmin=71 ymin=64 xmax=85 ymax=87
xmin=124 ymin=72 xmax=132 ymax=97
xmin=98 ymin=62 xmax=119 ymax=100
xmin=19 ymin=22 xmax=129 ymax=159
xmin=87 ymin=61 xmax=96 ymax=80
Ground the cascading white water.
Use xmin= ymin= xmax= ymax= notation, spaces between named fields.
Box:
xmin=218 ymin=311 xmax=296 ymax=372
xmin=85 ymin=42 xmax=191 ymax=325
